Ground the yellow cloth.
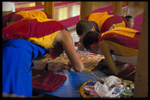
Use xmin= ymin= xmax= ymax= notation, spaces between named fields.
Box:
xmin=27 ymin=17 xmax=60 ymax=49
xmin=16 ymin=10 xmax=48 ymax=19
xmin=28 ymin=30 xmax=60 ymax=49
xmin=101 ymin=27 xmax=139 ymax=38
xmin=107 ymin=41 xmax=138 ymax=57
xmin=113 ymin=21 xmax=126 ymax=28
xmin=100 ymin=27 xmax=139 ymax=57
xmin=22 ymin=17 xmax=54 ymax=22
xmin=88 ymin=12 xmax=113 ymax=31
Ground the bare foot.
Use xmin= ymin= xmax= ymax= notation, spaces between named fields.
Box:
xmin=116 ymin=64 xmax=129 ymax=73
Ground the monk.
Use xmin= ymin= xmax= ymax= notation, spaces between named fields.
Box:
xmin=2 ymin=10 xmax=52 ymax=28
xmin=2 ymin=17 xmax=84 ymax=97
xmin=76 ymin=11 xmax=129 ymax=38
xmin=75 ymin=11 xmax=129 ymax=50
xmin=125 ymin=15 xmax=134 ymax=28
xmin=82 ymin=27 xmax=140 ymax=76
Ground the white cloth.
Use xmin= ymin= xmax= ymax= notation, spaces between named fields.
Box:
xmin=2 ymin=2 xmax=15 ymax=12
xmin=94 ymin=75 xmax=122 ymax=97
xmin=115 ymin=55 xmax=137 ymax=66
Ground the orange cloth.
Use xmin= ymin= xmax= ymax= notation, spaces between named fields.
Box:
xmin=87 ymin=12 xmax=129 ymax=33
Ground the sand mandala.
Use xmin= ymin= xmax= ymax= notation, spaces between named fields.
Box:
xmin=33 ymin=51 xmax=104 ymax=72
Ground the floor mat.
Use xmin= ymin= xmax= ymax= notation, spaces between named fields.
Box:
xmin=132 ymin=13 xmax=143 ymax=32
xmin=15 ymin=2 xmax=77 ymax=12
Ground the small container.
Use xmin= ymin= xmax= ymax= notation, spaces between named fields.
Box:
xmin=130 ymin=84 xmax=134 ymax=89
xmin=123 ymin=80 xmax=133 ymax=86
xmin=121 ymin=90 xmax=133 ymax=98
xmin=130 ymin=84 xmax=135 ymax=92
xmin=113 ymin=87 xmax=123 ymax=95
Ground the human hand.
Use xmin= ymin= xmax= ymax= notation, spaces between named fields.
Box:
xmin=48 ymin=62 xmax=69 ymax=71
xmin=68 ymin=61 xmax=72 ymax=69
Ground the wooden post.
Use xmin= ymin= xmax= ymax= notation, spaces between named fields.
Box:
xmin=128 ymin=1 xmax=135 ymax=7
xmin=112 ymin=2 xmax=123 ymax=16
xmin=44 ymin=2 xmax=54 ymax=19
xmin=139 ymin=1 xmax=145 ymax=9
xmin=2 ymin=2 xmax=15 ymax=16
xmin=80 ymin=2 xmax=92 ymax=20
xmin=133 ymin=2 xmax=148 ymax=97
xmin=35 ymin=2 xmax=42 ymax=6
xmin=122 ymin=1 xmax=128 ymax=6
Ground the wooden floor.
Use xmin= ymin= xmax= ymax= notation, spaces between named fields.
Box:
xmin=14 ymin=2 xmax=144 ymax=38
xmin=14 ymin=2 xmax=144 ymax=21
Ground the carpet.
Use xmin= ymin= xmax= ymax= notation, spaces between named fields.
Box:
xmin=15 ymin=2 xmax=77 ymax=12
xmin=92 ymin=5 xmax=113 ymax=13
xmin=132 ymin=13 xmax=143 ymax=32
xmin=59 ymin=16 xmax=80 ymax=28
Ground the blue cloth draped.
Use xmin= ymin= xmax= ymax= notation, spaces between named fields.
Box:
xmin=2 ymin=39 xmax=48 ymax=96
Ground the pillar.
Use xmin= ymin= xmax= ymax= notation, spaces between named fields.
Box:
xmin=128 ymin=1 xmax=135 ymax=7
xmin=112 ymin=2 xmax=123 ymax=16
xmin=122 ymin=1 xmax=128 ymax=6
xmin=2 ymin=2 xmax=15 ymax=16
xmin=35 ymin=2 xmax=42 ymax=6
xmin=44 ymin=2 xmax=54 ymax=19
xmin=133 ymin=2 xmax=148 ymax=97
xmin=139 ymin=1 xmax=145 ymax=9
xmin=80 ymin=2 xmax=92 ymax=20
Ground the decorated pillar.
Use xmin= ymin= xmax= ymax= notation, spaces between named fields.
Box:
xmin=44 ymin=2 xmax=54 ymax=19
xmin=134 ymin=2 xmax=148 ymax=97
xmin=80 ymin=2 xmax=92 ymax=20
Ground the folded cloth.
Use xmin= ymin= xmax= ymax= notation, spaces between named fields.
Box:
xmin=32 ymin=70 xmax=67 ymax=92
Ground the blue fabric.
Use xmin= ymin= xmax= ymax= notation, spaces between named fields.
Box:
xmin=91 ymin=21 xmax=100 ymax=33
xmin=2 ymin=39 xmax=48 ymax=96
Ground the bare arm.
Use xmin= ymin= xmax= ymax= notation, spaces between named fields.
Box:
xmin=32 ymin=61 xmax=46 ymax=70
xmin=56 ymin=29 xmax=84 ymax=72
xmin=99 ymin=40 xmax=120 ymax=75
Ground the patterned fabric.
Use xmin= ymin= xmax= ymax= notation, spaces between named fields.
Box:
xmin=98 ymin=27 xmax=140 ymax=57
xmin=86 ymin=12 xmax=129 ymax=33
